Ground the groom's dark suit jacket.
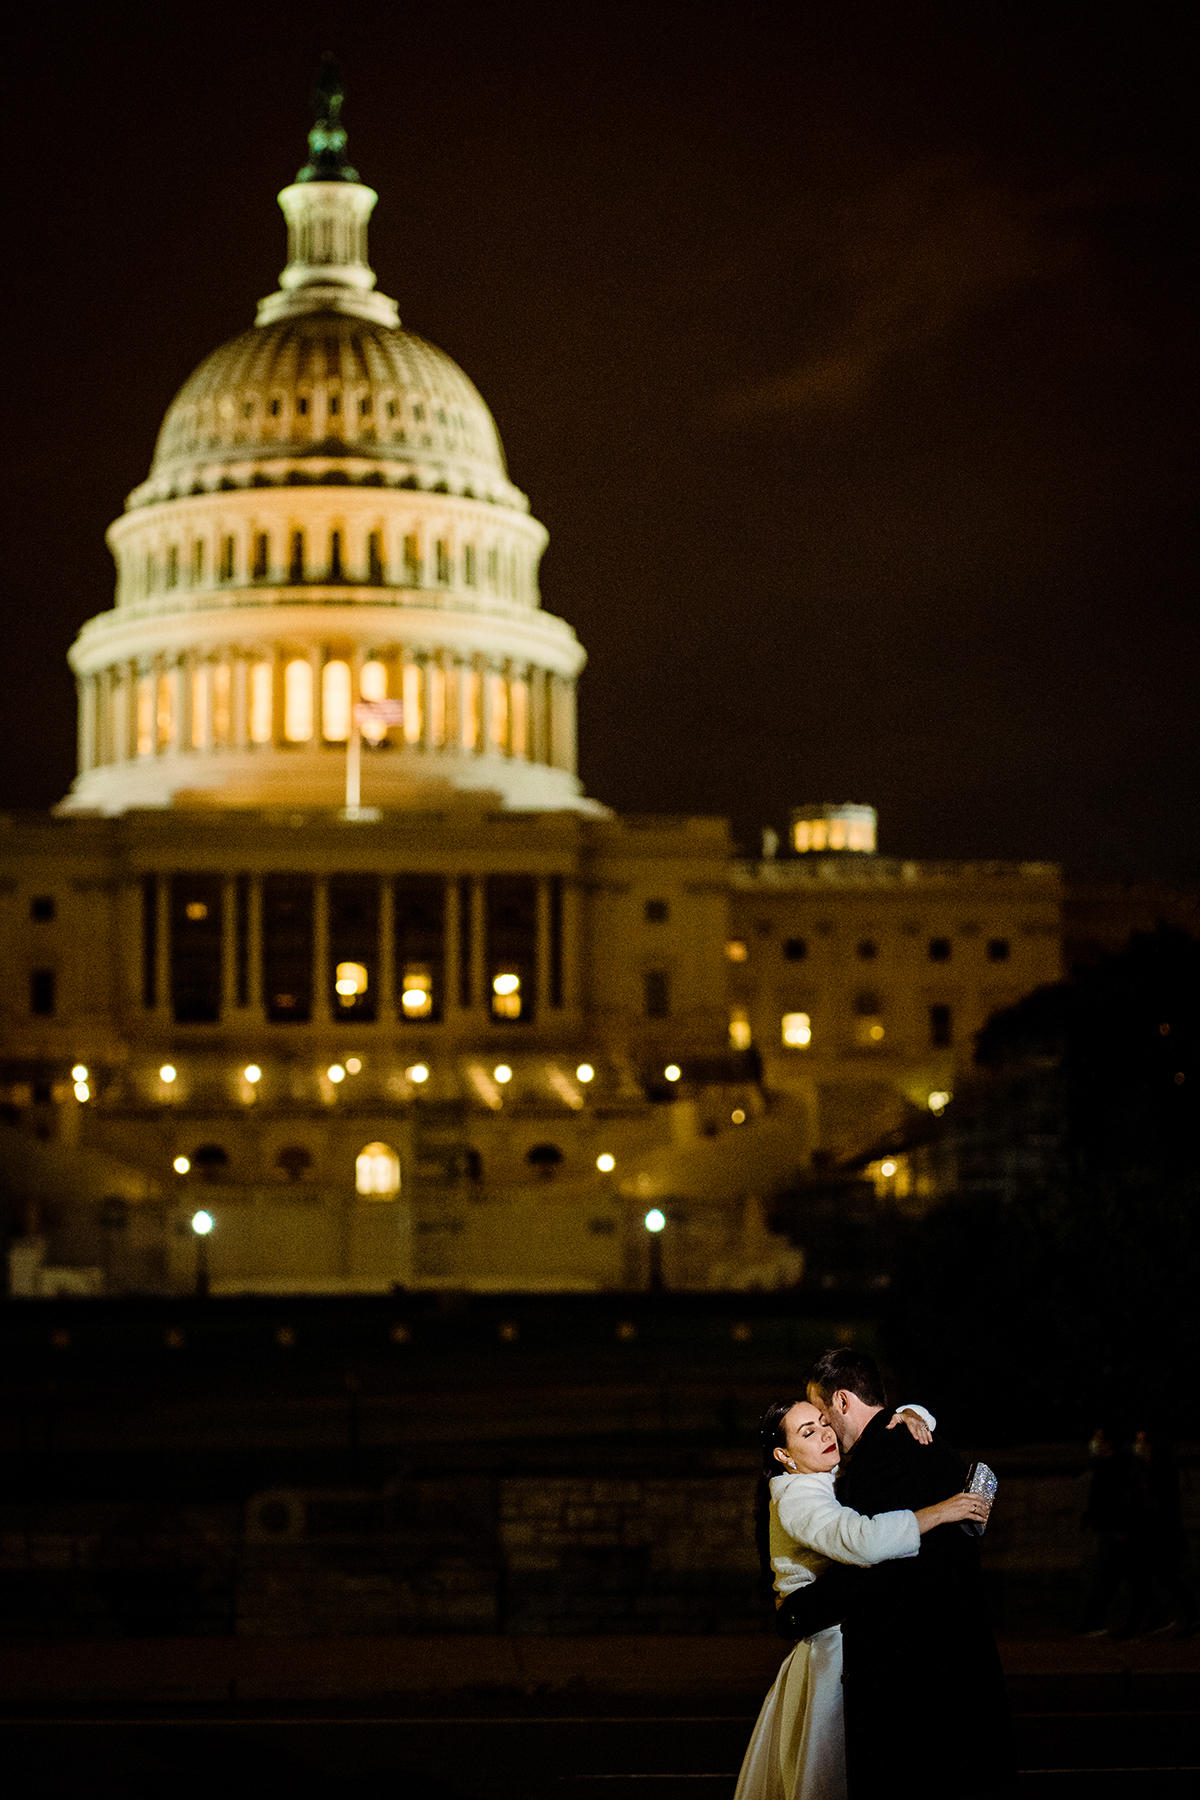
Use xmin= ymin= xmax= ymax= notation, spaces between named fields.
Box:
xmin=776 ymin=1408 xmax=1016 ymax=1799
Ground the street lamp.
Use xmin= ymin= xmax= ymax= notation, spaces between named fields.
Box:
xmin=644 ymin=1207 xmax=666 ymax=1293
xmin=191 ymin=1209 xmax=214 ymax=1298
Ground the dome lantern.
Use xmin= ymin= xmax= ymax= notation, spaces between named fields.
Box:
xmin=257 ymin=57 xmax=397 ymax=330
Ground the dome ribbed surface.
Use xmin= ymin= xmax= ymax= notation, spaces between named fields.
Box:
xmin=149 ymin=312 xmax=514 ymax=502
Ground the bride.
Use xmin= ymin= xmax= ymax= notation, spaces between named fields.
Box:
xmin=734 ymin=1398 xmax=990 ymax=1800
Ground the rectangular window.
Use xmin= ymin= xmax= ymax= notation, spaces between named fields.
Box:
xmin=488 ymin=673 xmax=508 ymax=750
xmin=403 ymin=534 xmax=422 ymax=586
xmin=368 ymin=531 xmax=384 ymax=584
xmin=252 ymin=533 xmax=269 ymax=579
xmin=463 ymin=544 xmax=476 ymax=586
xmin=487 ymin=546 xmax=499 ymax=588
xmin=930 ymin=1003 xmax=953 ymax=1048
xmin=136 ymin=676 xmax=154 ymax=756
xmin=643 ymin=969 xmax=670 ymax=1019
xmin=166 ymin=546 xmax=178 ymax=588
xmin=458 ymin=876 xmax=474 ymax=1009
xmin=436 ymin=540 xmax=451 ymax=584
xmin=928 ymin=937 xmax=952 ymax=962
xmin=782 ymin=1012 xmax=811 ymax=1046
xmin=220 ymin=536 xmax=235 ymax=581
xmin=235 ymin=875 xmax=250 ymax=1007
xmin=249 ymin=662 xmax=273 ymax=744
xmin=156 ymin=670 xmax=176 ymax=749
xmin=460 ymin=668 xmax=479 ymax=750
xmin=987 ymin=938 xmax=1010 ymax=962
xmin=402 ymin=663 xmax=423 ymax=743
xmin=191 ymin=666 xmax=208 ymax=748
xmin=329 ymin=877 xmax=379 ymax=1022
xmin=289 ymin=530 xmax=304 ymax=583
xmin=192 ymin=540 xmax=205 ymax=585
xmin=262 ymin=876 xmax=313 ymax=1023
xmin=486 ymin=875 xmax=537 ymax=1022
xmin=329 ymin=529 xmax=344 ymax=580
xmin=30 ymin=969 xmax=56 ymax=1016
xmin=645 ymin=899 xmax=669 ymax=924
xmin=211 ymin=664 xmax=232 ymax=744
xmin=170 ymin=873 xmax=223 ymax=1023
xmin=142 ymin=875 xmax=157 ymax=1008
xmin=394 ymin=875 xmax=446 ymax=1022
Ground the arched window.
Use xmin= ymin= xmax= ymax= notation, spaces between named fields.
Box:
xmin=323 ymin=660 xmax=351 ymax=741
xmin=136 ymin=676 xmax=154 ymax=756
xmin=284 ymin=659 xmax=313 ymax=742
xmin=402 ymin=663 xmax=422 ymax=742
xmin=356 ymin=1142 xmax=400 ymax=1197
xmin=362 ymin=659 xmax=391 ymax=744
xmin=191 ymin=667 xmax=208 ymax=748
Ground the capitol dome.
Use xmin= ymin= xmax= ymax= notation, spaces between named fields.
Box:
xmin=137 ymin=314 xmax=523 ymax=512
xmin=61 ymin=77 xmax=599 ymax=819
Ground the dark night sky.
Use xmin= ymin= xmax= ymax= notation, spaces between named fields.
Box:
xmin=3 ymin=3 xmax=1195 ymax=880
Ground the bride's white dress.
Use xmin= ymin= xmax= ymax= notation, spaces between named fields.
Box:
xmin=734 ymin=1407 xmax=933 ymax=1800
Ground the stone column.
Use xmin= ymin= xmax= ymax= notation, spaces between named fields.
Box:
xmin=377 ymin=877 xmax=395 ymax=1023
xmin=444 ymin=876 xmax=462 ymax=1016
xmin=247 ymin=876 xmax=264 ymax=1018
xmin=470 ymin=876 xmax=487 ymax=1015
xmin=312 ymin=877 xmax=330 ymax=1023
xmin=155 ymin=875 xmax=171 ymax=1023
xmin=535 ymin=877 xmax=551 ymax=1020
xmin=220 ymin=878 xmax=238 ymax=1019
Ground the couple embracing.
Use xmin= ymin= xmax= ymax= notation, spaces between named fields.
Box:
xmin=735 ymin=1349 xmax=1016 ymax=1800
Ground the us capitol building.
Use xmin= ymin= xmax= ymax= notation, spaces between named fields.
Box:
xmin=0 ymin=85 xmax=1064 ymax=1296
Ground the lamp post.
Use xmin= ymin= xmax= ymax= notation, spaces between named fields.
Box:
xmin=191 ymin=1209 xmax=214 ymax=1298
xmin=644 ymin=1207 xmax=666 ymax=1294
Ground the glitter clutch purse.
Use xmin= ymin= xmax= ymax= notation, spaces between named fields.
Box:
xmin=961 ymin=1461 xmax=998 ymax=1536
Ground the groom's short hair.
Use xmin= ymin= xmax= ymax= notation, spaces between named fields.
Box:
xmin=810 ymin=1348 xmax=887 ymax=1409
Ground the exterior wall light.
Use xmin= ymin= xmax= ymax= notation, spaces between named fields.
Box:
xmin=244 ymin=1065 xmax=262 ymax=1083
xmin=191 ymin=1210 xmax=213 ymax=1236
xmin=174 ymin=1155 xmax=190 ymax=1174
xmin=928 ymin=1090 xmax=951 ymax=1114
xmin=596 ymin=1153 xmax=615 ymax=1172
xmin=644 ymin=1208 xmax=666 ymax=1233
xmin=74 ymin=1082 xmax=90 ymax=1102
xmin=880 ymin=1160 xmax=896 ymax=1177
xmin=72 ymin=1065 xmax=88 ymax=1081
xmin=576 ymin=1063 xmax=594 ymax=1082
xmin=494 ymin=1064 xmax=512 ymax=1084
xmin=491 ymin=971 xmax=521 ymax=1019
xmin=160 ymin=1064 xmax=177 ymax=1083
xmin=345 ymin=1058 xmax=361 ymax=1073
xmin=407 ymin=1063 xmax=429 ymax=1083
xmin=328 ymin=1064 xmax=346 ymax=1083
xmin=782 ymin=1013 xmax=812 ymax=1047
xmin=664 ymin=1065 xmax=681 ymax=1082
xmin=335 ymin=961 xmax=369 ymax=999
xmin=731 ymin=1108 xmax=746 ymax=1124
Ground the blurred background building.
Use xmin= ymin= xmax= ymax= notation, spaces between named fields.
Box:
xmin=0 ymin=89 xmax=1179 ymax=1298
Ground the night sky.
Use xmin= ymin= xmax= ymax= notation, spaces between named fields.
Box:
xmin=4 ymin=4 xmax=1195 ymax=881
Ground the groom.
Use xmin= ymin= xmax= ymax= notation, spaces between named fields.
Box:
xmin=776 ymin=1348 xmax=1016 ymax=1799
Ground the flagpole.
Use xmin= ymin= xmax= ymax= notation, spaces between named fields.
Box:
xmin=346 ymin=716 xmax=361 ymax=811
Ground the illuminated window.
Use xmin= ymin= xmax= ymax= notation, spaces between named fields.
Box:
xmin=492 ymin=970 xmax=522 ymax=1019
xmin=428 ymin=665 xmax=446 ymax=746
xmin=335 ymin=961 xmax=369 ymax=1003
xmin=510 ymin=678 xmax=528 ymax=758
xmin=401 ymin=968 xmax=434 ymax=1017
xmin=729 ymin=1008 xmax=752 ymax=1051
xmin=725 ymin=940 xmax=748 ymax=962
xmin=212 ymin=664 xmax=231 ymax=744
xmin=930 ymin=1004 xmax=953 ymax=1048
xmin=289 ymin=531 xmax=304 ymax=583
xmin=403 ymin=534 xmax=422 ymax=585
xmin=156 ymin=670 xmax=176 ymax=749
xmin=284 ymin=659 xmax=313 ymax=742
xmin=249 ymin=662 xmax=273 ymax=744
xmin=136 ymin=676 xmax=154 ymax=756
xmin=356 ymin=1141 xmax=400 ymax=1197
xmin=645 ymin=900 xmax=669 ymax=924
xmin=252 ymin=533 xmax=269 ymax=579
xmin=987 ymin=938 xmax=1010 ymax=962
xmin=828 ymin=820 xmax=847 ymax=850
xmin=782 ymin=1012 xmax=811 ymax=1047
xmin=460 ymin=668 xmax=480 ymax=749
xmin=436 ymin=540 xmax=451 ymax=583
xmin=323 ymin=660 xmax=351 ymax=741
xmin=191 ymin=667 xmax=208 ymax=748
xmin=402 ymin=663 xmax=423 ymax=742
xmin=488 ymin=673 xmax=508 ymax=750
xmin=928 ymin=938 xmax=951 ymax=962
xmin=463 ymin=544 xmax=476 ymax=586
xmin=783 ymin=938 xmax=807 ymax=962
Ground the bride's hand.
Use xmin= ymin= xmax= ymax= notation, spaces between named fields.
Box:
xmin=888 ymin=1408 xmax=932 ymax=1445
xmin=914 ymin=1491 xmax=992 ymax=1534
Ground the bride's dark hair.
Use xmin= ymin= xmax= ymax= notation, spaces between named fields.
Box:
xmin=755 ymin=1399 xmax=803 ymax=1596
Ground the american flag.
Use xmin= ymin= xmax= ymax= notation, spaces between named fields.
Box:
xmin=353 ymin=699 xmax=405 ymax=728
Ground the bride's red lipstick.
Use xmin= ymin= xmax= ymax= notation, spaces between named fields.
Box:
xmin=823 ymin=1443 xmax=837 ymax=1455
